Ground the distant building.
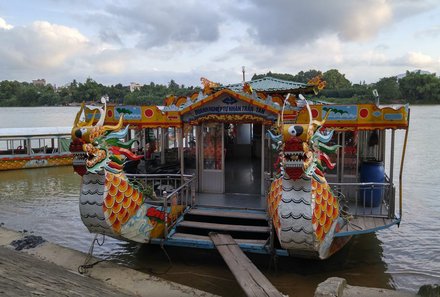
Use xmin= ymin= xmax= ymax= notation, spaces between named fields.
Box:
xmin=32 ymin=79 xmax=46 ymax=87
xmin=130 ymin=82 xmax=142 ymax=92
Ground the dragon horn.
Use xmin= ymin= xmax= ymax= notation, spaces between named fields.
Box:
xmin=103 ymin=115 xmax=124 ymax=131
xmin=322 ymin=108 xmax=331 ymax=122
xmin=306 ymin=101 xmax=312 ymax=126
xmin=73 ymin=102 xmax=85 ymax=127
xmin=78 ymin=109 xmax=98 ymax=127
xmin=96 ymin=107 xmax=105 ymax=127
xmin=311 ymin=108 xmax=332 ymax=128
xmin=96 ymin=98 xmax=107 ymax=127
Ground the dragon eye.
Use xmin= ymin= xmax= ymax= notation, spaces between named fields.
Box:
xmin=288 ymin=125 xmax=304 ymax=136
xmin=75 ymin=129 xmax=83 ymax=138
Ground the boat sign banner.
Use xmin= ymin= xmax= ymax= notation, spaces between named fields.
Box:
xmin=115 ymin=106 xmax=142 ymax=120
xmin=183 ymin=95 xmax=277 ymax=123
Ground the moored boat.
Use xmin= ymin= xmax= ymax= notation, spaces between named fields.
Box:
xmin=70 ymin=76 xmax=409 ymax=259
xmin=0 ymin=127 xmax=73 ymax=171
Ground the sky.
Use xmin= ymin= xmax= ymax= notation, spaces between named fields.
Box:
xmin=1 ymin=0 xmax=440 ymax=87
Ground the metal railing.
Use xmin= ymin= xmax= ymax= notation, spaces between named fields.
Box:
xmin=328 ymin=181 xmax=396 ymax=219
xmin=126 ymin=173 xmax=197 ymax=237
xmin=264 ymin=176 xmax=397 ymax=220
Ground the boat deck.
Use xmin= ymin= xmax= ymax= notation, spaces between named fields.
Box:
xmin=336 ymin=201 xmax=400 ymax=237
xmin=146 ymin=181 xmax=399 ymax=254
xmin=195 ymin=192 xmax=266 ymax=210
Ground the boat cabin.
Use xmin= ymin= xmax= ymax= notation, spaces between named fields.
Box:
xmin=0 ymin=127 xmax=73 ymax=170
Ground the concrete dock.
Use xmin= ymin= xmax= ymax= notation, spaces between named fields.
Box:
xmin=314 ymin=277 xmax=417 ymax=297
xmin=0 ymin=227 xmax=215 ymax=297
xmin=0 ymin=246 xmax=135 ymax=297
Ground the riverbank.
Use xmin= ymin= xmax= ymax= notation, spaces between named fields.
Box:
xmin=0 ymin=227 xmax=215 ymax=297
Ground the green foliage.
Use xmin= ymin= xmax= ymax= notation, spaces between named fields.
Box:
xmin=0 ymin=78 xmax=199 ymax=107
xmin=293 ymin=70 xmax=323 ymax=83
xmin=374 ymin=76 xmax=401 ymax=101
xmin=398 ymin=71 xmax=440 ymax=103
xmin=1 ymin=69 xmax=439 ymax=106
xmin=322 ymin=69 xmax=351 ymax=89
xmin=252 ymin=69 xmax=440 ymax=104
xmin=251 ymin=69 xmax=322 ymax=83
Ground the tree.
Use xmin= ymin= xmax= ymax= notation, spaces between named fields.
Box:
xmin=322 ymin=69 xmax=351 ymax=89
xmin=374 ymin=76 xmax=401 ymax=101
xmin=0 ymin=80 xmax=20 ymax=105
xmin=293 ymin=69 xmax=322 ymax=83
xmin=251 ymin=71 xmax=296 ymax=81
xmin=399 ymin=71 xmax=440 ymax=103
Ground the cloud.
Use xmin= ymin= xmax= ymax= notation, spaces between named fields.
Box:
xmin=415 ymin=25 xmax=440 ymax=38
xmin=99 ymin=29 xmax=123 ymax=45
xmin=0 ymin=21 xmax=89 ymax=70
xmin=402 ymin=52 xmax=437 ymax=68
xmin=85 ymin=0 xmax=223 ymax=49
xmin=390 ymin=0 xmax=436 ymax=19
xmin=0 ymin=17 xmax=13 ymax=30
xmin=0 ymin=19 xmax=95 ymax=84
xmin=229 ymin=0 xmax=393 ymax=45
xmin=1 ymin=0 xmax=439 ymax=87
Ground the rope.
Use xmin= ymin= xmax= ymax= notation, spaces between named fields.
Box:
xmin=146 ymin=240 xmax=173 ymax=275
xmin=78 ymin=234 xmax=107 ymax=274
xmin=78 ymin=235 xmax=174 ymax=276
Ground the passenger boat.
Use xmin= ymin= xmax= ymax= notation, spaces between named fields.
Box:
xmin=0 ymin=127 xmax=73 ymax=171
xmin=70 ymin=76 xmax=409 ymax=259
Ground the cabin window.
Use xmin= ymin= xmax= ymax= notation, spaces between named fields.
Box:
xmin=183 ymin=125 xmax=196 ymax=170
xmin=358 ymin=130 xmax=385 ymax=163
xmin=324 ymin=130 xmax=359 ymax=183
xmin=203 ymin=123 xmax=222 ymax=170
xmin=0 ymin=139 xmax=27 ymax=155
xmin=342 ymin=131 xmax=358 ymax=177
xmin=144 ymin=128 xmax=159 ymax=160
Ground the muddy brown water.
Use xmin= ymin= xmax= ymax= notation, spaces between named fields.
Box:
xmin=0 ymin=106 xmax=439 ymax=296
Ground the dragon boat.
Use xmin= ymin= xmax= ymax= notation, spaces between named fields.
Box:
xmin=70 ymin=76 xmax=409 ymax=259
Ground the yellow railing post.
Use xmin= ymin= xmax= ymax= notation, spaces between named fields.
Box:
xmin=399 ymin=108 xmax=410 ymax=219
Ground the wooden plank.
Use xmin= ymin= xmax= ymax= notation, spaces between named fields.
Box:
xmin=189 ymin=208 xmax=268 ymax=221
xmin=209 ymin=233 xmax=284 ymax=297
xmin=172 ymin=232 xmax=268 ymax=246
xmin=178 ymin=221 xmax=270 ymax=233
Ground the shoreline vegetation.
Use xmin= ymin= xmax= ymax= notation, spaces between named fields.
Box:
xmin=1 ymin=69 xmax=439 ymax=107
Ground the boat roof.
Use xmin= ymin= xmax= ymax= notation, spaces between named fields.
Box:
xmin=226 ymin=77 xmax=307 ymax=92
xmin=0 ymin=127 xmax=72 ymax=138
xmin=80 ymin=75 xmax=409 ymax=130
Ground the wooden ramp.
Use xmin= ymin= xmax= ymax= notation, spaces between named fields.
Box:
xmin=209 ymin=232 xmax=284 ymax=297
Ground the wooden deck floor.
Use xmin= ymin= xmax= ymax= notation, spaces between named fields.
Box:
xmin=195 ymin=193 xmax=266 ymax=210
xmin=336 ymin=201 xmax=399 ymax=236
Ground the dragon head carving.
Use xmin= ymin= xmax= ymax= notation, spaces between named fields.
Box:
xmin=270 ymin=99 xmax=339 ymax=182
xmin=70 ymin=101 xmax=142 ymax=175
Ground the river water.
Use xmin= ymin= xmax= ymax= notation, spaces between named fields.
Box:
xmin=0 ymin=105 xmax=438 ymax=296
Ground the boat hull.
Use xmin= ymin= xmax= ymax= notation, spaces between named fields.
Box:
xmin=0 ymin=155 xmax=73 ymax=171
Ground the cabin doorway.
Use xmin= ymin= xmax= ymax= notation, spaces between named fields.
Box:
xmin=198 ymin=122 xmax=265 ymax=196
xmin=224 ymin=123 xmax=261 ymax=195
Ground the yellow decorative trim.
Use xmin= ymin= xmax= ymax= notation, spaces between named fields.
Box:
xmin=189 ymin=114 xmax=273 ymax=125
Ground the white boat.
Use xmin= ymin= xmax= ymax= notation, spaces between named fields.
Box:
xmin=0 ymin=127 xmax=73 ymax=170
